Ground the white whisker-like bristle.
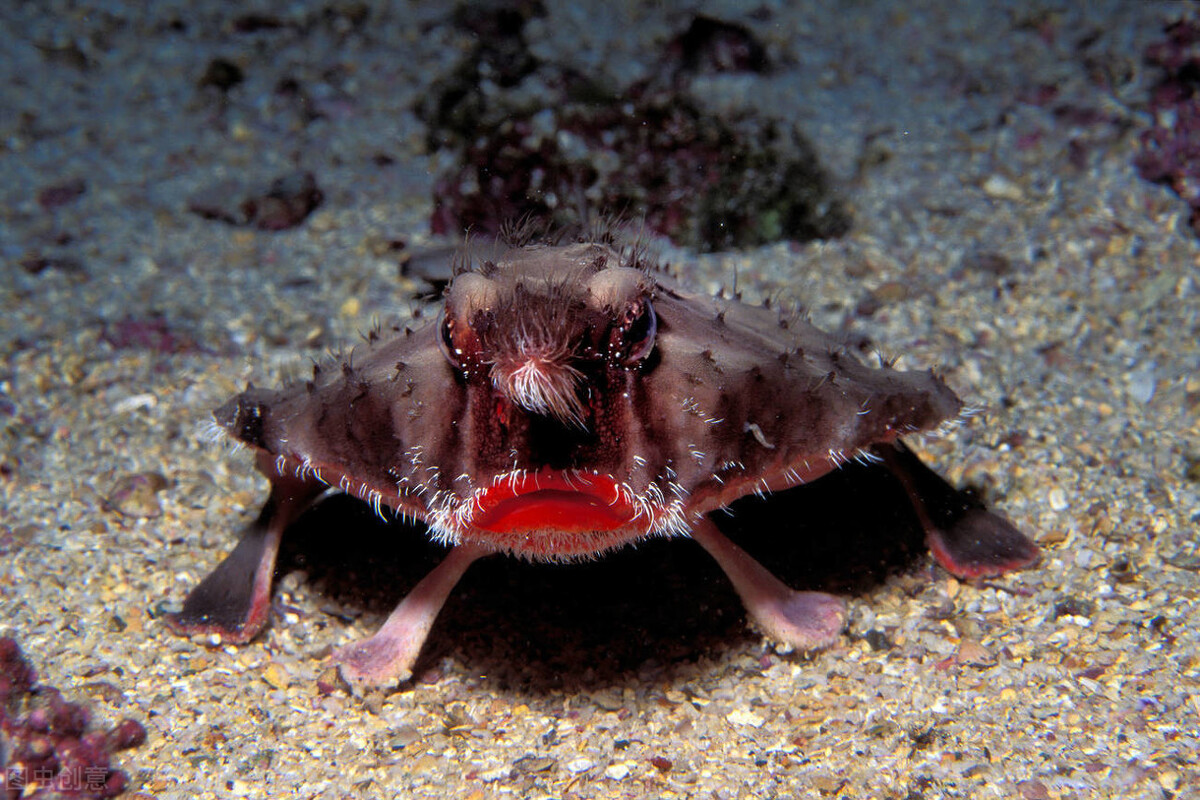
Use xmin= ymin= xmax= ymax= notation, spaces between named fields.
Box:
xmin=493 ymin=351 xmax=586 ymax=425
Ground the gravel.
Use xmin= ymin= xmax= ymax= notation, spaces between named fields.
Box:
xmin=1 ymin=1 xmax=1196 ymax=798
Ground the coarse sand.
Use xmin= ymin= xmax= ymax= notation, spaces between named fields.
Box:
xmin=1 ymin=2 xmax=1197 ymax=798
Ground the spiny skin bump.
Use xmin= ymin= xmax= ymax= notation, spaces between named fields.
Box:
xmin=171 ymin=231 xmax=1038 ymax=692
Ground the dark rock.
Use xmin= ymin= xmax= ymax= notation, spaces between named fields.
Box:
xmin=187 ymin=171 xmax=323 ymax=231
xmin=198 ymin=58 xmax=244 ymax=91
xmin=37 ymin=178 xmax=87 ymax=210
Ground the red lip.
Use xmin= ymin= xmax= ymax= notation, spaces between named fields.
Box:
xmin=473 ymin=471 xmax=636 ymax=534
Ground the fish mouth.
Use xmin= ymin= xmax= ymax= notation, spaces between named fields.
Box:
xmin=472 ymin=471 xmax=638 ymax=534
xmin=436 ymin=469 xmax=689 ymax=559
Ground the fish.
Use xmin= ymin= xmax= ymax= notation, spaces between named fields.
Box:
xmin=168 ymin=228 xmax=1038 ymax=691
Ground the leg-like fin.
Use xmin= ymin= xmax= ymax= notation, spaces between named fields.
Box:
xmin=334 ymin=543 xmax=490 ymax=692
xmin=167 ymin=457 xmax=326 ymax=643
xmin=691 ymin=518 xmax=845 ymax=650
xmin=878 ymin=440 xmax=1039 ymax=579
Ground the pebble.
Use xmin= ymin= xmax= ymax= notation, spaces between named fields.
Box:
xmin=388 ymin=724 xmax=422 ymax=749
xmin=604 ymin=763 xmax=631 ymax=781
xmin=981 ymin=173 xmax=1026 ymax=201
xmin=956 ymin=639 xmax=996 ymax=668
xmin=1048 ymin=487 xmax=1069 ymax=511
xmin=1074 ymin=549 xmax=1098 ymax=569
xmin=111 ymin=393 xmax=158 ymax=414
xmin=105 ymin=472 xmax=169 ymax=518
xmin=726 ymin=708 xmax=766 ymax=728
xmin=262 ymin=662 xmax=290 ymax=690
xmin=1127 ymin=363 xmax=1157 ymax=403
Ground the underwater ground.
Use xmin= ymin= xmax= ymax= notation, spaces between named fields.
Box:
xmin=1 ymin=1 xmax=1197 ymax=798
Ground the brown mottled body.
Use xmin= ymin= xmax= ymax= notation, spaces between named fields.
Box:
xmin=169 ymin=232 xmax=1037 ymax=691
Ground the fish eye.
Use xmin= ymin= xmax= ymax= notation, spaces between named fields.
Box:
xmin=437 ymin=310 xmax=462 ymax=369
xmin=622 ymin=300 xmax=657 ymax=364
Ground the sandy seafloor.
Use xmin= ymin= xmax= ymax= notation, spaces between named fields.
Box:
xmin=2 ymin=1 xmax=1198 ymax=798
